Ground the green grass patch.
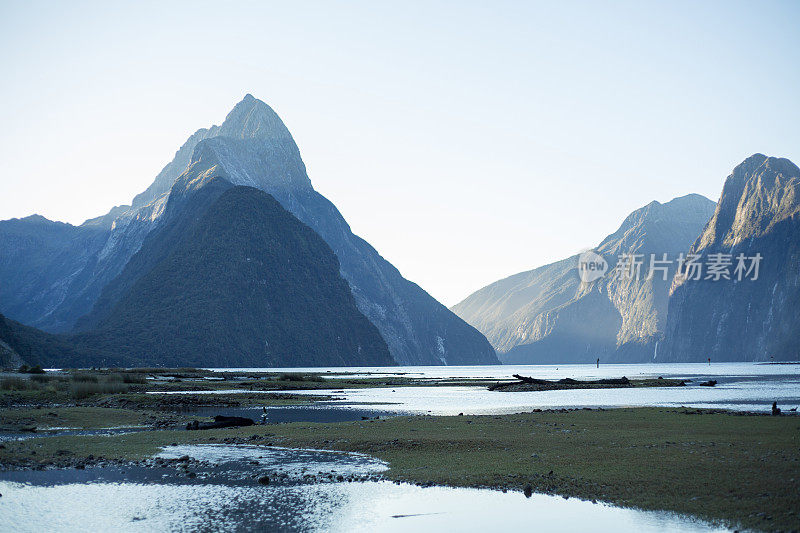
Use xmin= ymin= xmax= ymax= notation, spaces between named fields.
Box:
xmin=0 ymin=406 xmax=162 ymax=430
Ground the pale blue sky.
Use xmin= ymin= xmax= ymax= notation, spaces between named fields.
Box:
xmin=1 ymin=0 xmax=798 ymax=305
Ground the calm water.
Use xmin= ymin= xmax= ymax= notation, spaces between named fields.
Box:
xmin=0 ymin=445 xmax=725 ymax=532
xmin=208 ymin=362 xmax=800 ymax=380
xmin=200 ymin=362 xmax=800 ymax=415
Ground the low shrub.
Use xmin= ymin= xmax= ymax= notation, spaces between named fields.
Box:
xmin=121 ymin=373 xmax=146 ymax=384
xmin=278 ymin=373 xmax=304 ymax=382
xmin=277 ymin=373 xmax=324 ymax=383
xmin=70 ymin=373 xmax=99 ymax=384
xmin=69 ymin=380 xmax=129 ymax=399
xmin=0 ymin=377 xmax=30 ymax=391
xmin=16 ymin=365 xmax=45 ymax=374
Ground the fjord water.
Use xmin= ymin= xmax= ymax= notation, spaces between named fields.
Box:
xmin=209 ymin=362 xmax=800 ymax=415
xmin=0 ymin=445 xmax=725 ymax=532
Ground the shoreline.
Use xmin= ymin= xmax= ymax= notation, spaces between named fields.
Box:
xmin=2 ymin=406 xmax=798 ymax=531
xmin=2 ymin=368 xmax=799 ymax=531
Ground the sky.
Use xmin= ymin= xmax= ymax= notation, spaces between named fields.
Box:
xmin=1 ymin=0 xmax=799 ymax=306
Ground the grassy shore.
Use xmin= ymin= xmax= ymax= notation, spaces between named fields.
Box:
xmin=1 ymin=407 xmax=798 ymax=531
xmin=0 ymin=406 xmax=166 ymax=430
xmin=262 ymin=408 xmax=800 ymax=531
xmin=0 ymin=368 xmax=503 ymax=405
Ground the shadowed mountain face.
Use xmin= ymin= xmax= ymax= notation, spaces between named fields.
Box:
xmin=452 ymin=194 xmax=716 ymax=363
xmin=0 ymin=216 xmax=110 ymax=331
xmin=71 ymin=182 xmax=394 ymax=368
xmin=0 ymin=95 xmax=497 ymax=366
xmin=0 ymin=313 xmax=87 ymax=369
xmin=0 ymin=314 xmax=27 ymax=368
xmin=662 ymin=154 xmax=800 ymax=362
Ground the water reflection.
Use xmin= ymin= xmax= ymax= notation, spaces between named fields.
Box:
xmin=0 ymin=445 xmax=725 ymax=533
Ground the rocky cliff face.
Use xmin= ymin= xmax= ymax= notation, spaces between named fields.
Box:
xmin=0 ymin=95 xmax=497 ymax=366
xmin=662 ymin=154 xmax=800 ymax=362
xmin=0 ymin=337 xmax=23 ymax=369
xmin=452 ymin=194 xmax=716 ymax=363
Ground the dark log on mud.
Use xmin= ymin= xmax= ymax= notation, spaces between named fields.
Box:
xmin=186 ymin=415 xmax=255 ymax=430
xmin=489 ymin=374 xmax=682 ymax=392
xmin=511 ymin=374 xmax=551 ymax=385
xmin=596 ymin=377 xmax=630 ymax=385
xmin=509 ymin=375 xmax=630 ymax=386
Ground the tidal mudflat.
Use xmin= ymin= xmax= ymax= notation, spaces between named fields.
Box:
xmin=2 ymin=365 xmax=799 ymax=531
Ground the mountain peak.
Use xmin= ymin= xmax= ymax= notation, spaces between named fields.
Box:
xmin=662 ymin=193 xmax=716 ymax=213
xmin=613 ymin=194 xmax=714 ymax=232
xmin=218 ymin=94 xmax=293 ymax=141
xmin=12 ymin=214 xmax=71 ymax=228
xmin=694 ymin=154 xmax=799 ymax=253
xmin=731 ymin=153 xmax=799 ymax=181
xmin=596 ymin=194 xmax=716 ymax=256
xmin=737 ymin=152 xmax=768 ymax=169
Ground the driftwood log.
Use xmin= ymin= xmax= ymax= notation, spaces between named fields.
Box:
xmin=489 ymin=375 xmax=639 ymax=391
xmin=510 ymin=374 xmax=630 ymax=386
xmin=186 ymin=415 xmax=255 ymax=430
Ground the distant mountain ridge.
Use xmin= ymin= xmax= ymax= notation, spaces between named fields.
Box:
xmin=0 ymin=215 xmax=109 ymax=330
xmin=452 ymin=194 xmax=716 ymax=363
xmin=0 ymin=95 xmax=497 ymax=366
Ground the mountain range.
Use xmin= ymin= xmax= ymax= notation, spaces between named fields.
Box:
xmin=452 ymin=194 xmax=717 ymax=363
xmin=2 ymin=96 xmax=797 ymax=367
xmin=453 ymin=154 xmax=800 ymax=363
xmin=0 ymin=95 xmax=497 ymax=367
